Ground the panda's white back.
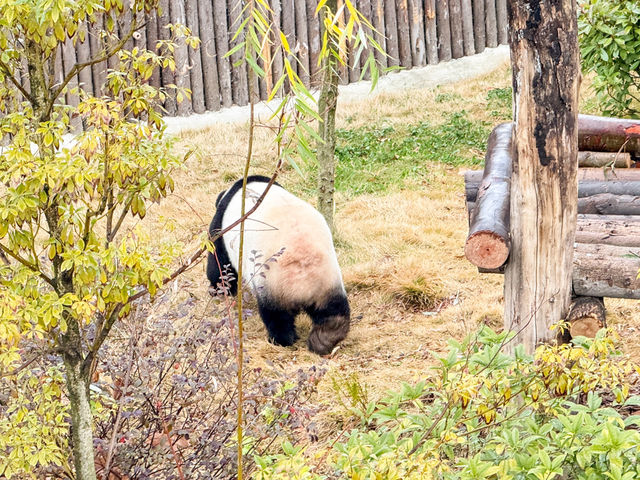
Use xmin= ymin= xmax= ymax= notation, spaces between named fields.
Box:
xmin=221 ymin=181 xmax=345 ymax=306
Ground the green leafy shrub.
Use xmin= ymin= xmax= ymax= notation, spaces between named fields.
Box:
xmin=255 ymin=327 xmax=640 ymax=480
xmin=579 ymin=0 xmax=640 ymax=117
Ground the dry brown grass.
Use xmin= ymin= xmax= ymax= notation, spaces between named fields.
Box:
xmin=139 ymin=61 xmax=640 ymax=444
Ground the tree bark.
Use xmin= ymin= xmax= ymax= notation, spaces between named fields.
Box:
xmin=64 ymin=350 xmax=97 ymax=480
xmin=465 ymin=122 xmax=512 ymax=269
xmin=504 ymin=0 xmax=580 ymax=352
xmin=317 ymin=0 xmax=339 ymax=232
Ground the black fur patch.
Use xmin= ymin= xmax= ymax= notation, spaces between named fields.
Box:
xmin=256 ymin=297 xmax=299 ymax=347
xmin=206 ymin=175 xmax=279 ymax=296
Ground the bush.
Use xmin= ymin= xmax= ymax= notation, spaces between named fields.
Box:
xmin=86 ymin=289 xmax=325 ymax=480
xmin=255 ymin=326 xmax=640 ymax=480
xmin=579 ymin=0 xmax=640 ymax=117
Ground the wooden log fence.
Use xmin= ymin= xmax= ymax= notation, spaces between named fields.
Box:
xmin=464 ymin=115 xmax=640 ymax=302
xmin=35 ymin=0 xmax=508 ymax=116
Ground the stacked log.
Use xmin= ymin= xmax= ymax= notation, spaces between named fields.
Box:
xmin=464 ymin=114 xmax=640 ymax=302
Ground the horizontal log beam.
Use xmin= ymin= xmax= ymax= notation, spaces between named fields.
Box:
xmin=578 ymin=151 xmax=632 ymax=168
xmin=476 ymin=243 xmax=640 ymax=299
xmin=466 ymin=173 xmax=640 ymax=203
xmin=578 ymin=114 xmax=640 ymax=155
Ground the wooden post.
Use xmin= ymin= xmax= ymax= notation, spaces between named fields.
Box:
xmin=146 ymin=12 xmax=161 ymax=89
xmin=213 ymin=0 xmax=232 ymax=107
xmin=484 ymin=0 xmax=497 ymax=48
xmin=357 ymin=0 xmax=373 ymax=78
xmin=472 ymin=0 xmax=485 ymax=54
xmin=171 ymin=0 xmax=193 ymax=116
xmin=424 ymin=0 xmax=439 ymax=64
xmin=307 ymin=0 xmax=322 ymax=86
xmin=396 ymin=0 xmax=412 ymax=67
xmin=384 ymin=0 xmax=400 ymax=67
xmin=228 ymin=0 xmax=249 ymax=105
xmin=197 ymin=0 xmax=221 ymax=111
xmin=435 ymin=0 xmax=452 ymax=61
xmin=294 ymin=0 xmax=311 ymax=86
xmin=372 ymin=0 xmax=388 ymax=69
xmin=459 ymin=0 xmax=475 ymax=56
xmin=504 ymin=0 xmax=580 ymax=352
xmin=408 ymin=0 xmax=426 ymax=66
xmin=158 ymin=0 xmax=177 ymax=115
xmin=449 ymin=0 xmax=464 ymax=59
xmin=186 ymin=0 xmax=206 ymax=113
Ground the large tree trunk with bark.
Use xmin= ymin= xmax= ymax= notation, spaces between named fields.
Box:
xmin=317 ymin=0 xmax=339 ymax=232
xmin=504 ymin=0 xmax=580 ymax=352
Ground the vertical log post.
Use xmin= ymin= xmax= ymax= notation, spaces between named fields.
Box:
xmin=197 ymin=0 xmax=221 ymax=111
xmin=449 ymin=0 xmax=464 ymax=59
xmin=372 ymin=0 xmax=388 ymax=69
xmin=504 ymin=0 xmax=580 ymax=352
xmin=384 ymin=0 xmax=400 ymax=67
xmin=396 ymin=0 xmax=412 ymax=67
xmin=424 ymin=0 xmax=439 ymax=64
xmin=408 ymin=0 xmax=426 ymax=66
xmin=436 ymin=0 xmax=452 ymax=62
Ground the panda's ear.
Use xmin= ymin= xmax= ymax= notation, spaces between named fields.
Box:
xmin=215 ymin=190 xmax=227 ymax=208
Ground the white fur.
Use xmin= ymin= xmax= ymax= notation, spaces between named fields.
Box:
xmin=221 ymin=182 xmax=344 ymax=307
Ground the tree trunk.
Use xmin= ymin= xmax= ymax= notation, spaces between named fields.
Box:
xmin=317 ymin=0 xmax=339 ymax=232
xmin=64 ymin=349 xmax=97 ymax=480
xmin=504 ymin=0 xmax=580 ymax=352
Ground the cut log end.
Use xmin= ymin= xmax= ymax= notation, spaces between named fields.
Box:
xmin=464 ymin=231 xmax=509 ymax=269
xmin=566 ymin=296 xmax=606 ymax=339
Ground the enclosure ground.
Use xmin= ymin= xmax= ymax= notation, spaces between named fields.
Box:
xmin=146 ymin=59 xmax=640 ymax=443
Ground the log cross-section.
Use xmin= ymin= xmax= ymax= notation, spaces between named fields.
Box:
xmin=464 ymin=122 xmax=512 ymax=269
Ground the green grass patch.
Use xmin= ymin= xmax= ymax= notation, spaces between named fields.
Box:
xmin=330 ymin=111 xmax=490 ymax=195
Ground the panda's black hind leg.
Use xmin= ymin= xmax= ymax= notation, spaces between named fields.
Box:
xmin=257 ymin=298 xmax=299 ymax=347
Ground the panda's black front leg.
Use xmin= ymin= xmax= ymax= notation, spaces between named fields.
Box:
xmin=257 ymin=298 xmax=298 ymax=347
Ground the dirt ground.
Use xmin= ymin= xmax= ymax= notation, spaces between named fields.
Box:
xmin=143 ymin=61 xmax=640 ymax=441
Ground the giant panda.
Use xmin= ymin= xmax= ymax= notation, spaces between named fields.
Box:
xmin=206 ymin=175 xmax=350 ymax=355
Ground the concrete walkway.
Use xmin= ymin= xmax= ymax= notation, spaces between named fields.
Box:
xmin=164 ymin=44 xmax=510 ymax=135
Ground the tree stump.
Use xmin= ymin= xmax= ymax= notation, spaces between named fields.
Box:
xmin=566 ymin=296 xmax=606 ymax=339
